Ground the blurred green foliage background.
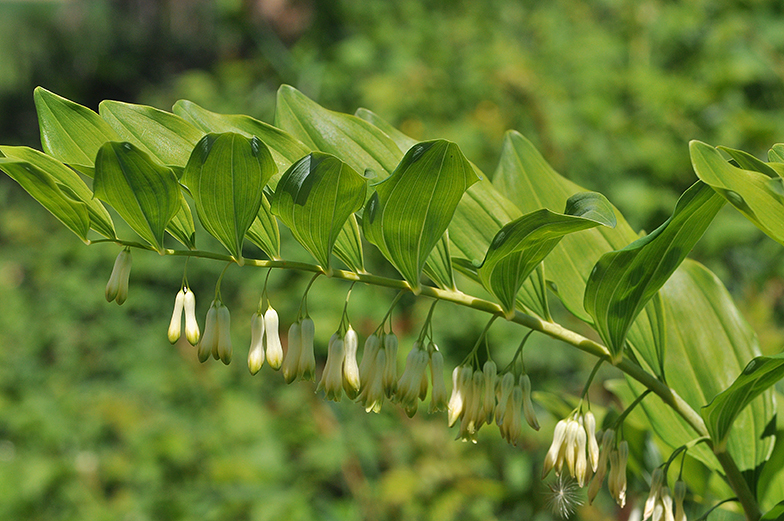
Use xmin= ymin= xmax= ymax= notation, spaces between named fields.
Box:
xmin=1 ymin=0 xmax=784 ymax=519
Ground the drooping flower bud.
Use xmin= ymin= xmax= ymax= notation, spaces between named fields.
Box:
xmin=396 ymin=343 xmax=428 ymax=413
xmin=318 ymin=333 xmax=345 ymax=401
xmin=342 ymin=327 xmax=360 ymax=399
xmin=448 ymin=366 xmax=472 ymax=427
xmin=105 ymin=249 xmax=132 ymax=304
xmin=481 ymin=361 xmax=497 ymax=425
xmin=588 ymin=429 xmax=615 ymax=504
xmin=264 ymin=307 xmax=283 ymax=370
xmin=520 ymin=374 xmax=539 ymax=431
xmin=359 ymin=334 xmax=380 ymax=386
xmin=197 ymin=302 xmax=219 ymax=363
xmin=248 ymin=311 xmax=265 ymax=375
xmin=183 ymin=288 xmax=200 ymax=345
xmin=543 ymin=419 xmax=569 ymax=479
xmin=216 ymin=304 xmax=232 ymax=365
xmin=495 ymin=372 xmax=515 ymax=426
xmin=358 ymin=348 xmax=386 ymax=413
xmin=428 ymin=350 xmax=448 ymax=413
xmin=574 ymin=416 xmax=588 ymax=486
xmin=501 ymin=384 xmax=523 ymax=445
xmin=609 ymin=441 xmax=628 ymax=508
xmin=644 ymin=467 xmax=664 ymax=521
xmin=659 ymin=486 xmax=674 ymax=521
xmin=584 ymin=411 xmax=599 ymax=471
xmin=298 ymin=317 xmax=316 ymax=381
xmin=458 ymin=369 xmax=486 ymax=442
xmin=382 ymin=333 xmax=399 ymax=397
xmin=282 ymin=322 xmax=302 ymax=383
xmin=564 ymin=419 xmax=581 ymax=478
xmin=168 ymin=289 xmax=186 ymax=343
xmin=674 ymin=480 xmax=686 ymax=521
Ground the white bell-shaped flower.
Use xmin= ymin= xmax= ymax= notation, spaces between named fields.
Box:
xmin=216 ymin=304 xmax=232 ymax=365
xmin=357 ymin=348 xmax=386 ymax=413
xmin=298 ymin=317 xmax=316 ymax=381
xmin=342 ymin=327 xmax=360 ymax=399
xmin=495 ymin=372 xmax=515 ymax=426
xmin=105 ymin=249 xmax=132 ymax=305
xmin=183 ymin=288 xmax=200 ymax=345
xmin=318 ymin=333 xmax=345 ymax=401
xmin=197 ymin=302 xmax=219 ymax=363
xmin=382 ymin=333 xmax=399 ymax=397
xmin=168 ymin=289 xmax=186 ymax=343
xmin=447 ymin=366 xmax=472 ymax=427
xmin=543 ymin=419 xmax=569 ymax=478
xmin=396 ymin=343 xmax=428 ymax=414
xmin=428 ymin=350 xmax=448 ymax=413
xmin=248 ymin=311 xmax=265 ymax=375
xmin=282 ymin=322 xmax=302 ymax=383
xmin=264 ymin=307 xmax=283 ymax=370
xmin=359 ymin=334 xmax=380 ymax=386
xmin=481 ymin=361 xmax=497 ymax=424
xmin=520 ymin=374 xmax=539 ymax=431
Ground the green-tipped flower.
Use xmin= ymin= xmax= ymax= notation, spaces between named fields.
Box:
xmin=168 ymin=289 xmax=186 ymax=343
xmin=298 ymin=317 xmax=316 ymax=381
xmin=447 ymin=366 xmax=472 ymax=427
xmin=216 ymin=304 xmax=232 ymax=365
xmin=587 ymin=429 xmax=614 ymax=505
xmin=521 ymin=374 xmax=539 ymax=431
xmin=608 ymin=440 xmax=628 ymax=508
xmin=183 ymin=289 xmax=199 ymax=345
xmin=495 ymin=372 xmax=515 ymax=426
xmin=197 ymin=302 xmax=219 ymax=363
xmin=428 ymin=349 xmax=448 ymax=413
xmin=396 ymin=342 xmax=428 ymax=415
xmin=264 ymin=307 xmax=283 ymax=370
xmin=343 ymin=327 xmax=360 ymax=399
xmin=318 ymin=333 xmax=345 ymax=401
xmin=357 ymin=348 xmax=386 ymax=413
xmin=644 ymin=467 xmax=664 ymax=520
xmin=105 ymin=249 xmax=132 ymax=305
xmin=584 ymin=411 xmax=599 ymax=471
xmin=481 ymin=361 xmax=497 ymax=425
xmin=359 ymin=334 xmax=380 ymax=386
xmin=282 ymin=322 xmax=302 ymax=383
xmin=500 ymin=384 xmax=523 ymax=446
xmin=248 ymin=311 xmax=265 ymax=375
xmin=458 ymin=369 xmax=486 ymax=443
xmin=674 ymin=480 xmax=686 ymax=521
xmin=382 ymin=333 xmax=399 ymax=397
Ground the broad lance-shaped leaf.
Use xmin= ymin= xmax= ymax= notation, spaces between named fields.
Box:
xmin=422 ymin=231 xmax=455 ymax=290
xmin=173 ymin=99 xmax=310 ymax=178
xmin=275 ymin=85 xmax=401 ymax=177
xmin=691 ymin=140 xmax=784 ymax=246
xmin=182 ymin=133 xmax=276 ymax=263
xmin=478 ymin=192 xmax=616 ymax=317
xmin=622 ymin=260 xmax=774 ymax=476
xmin=246 ymin=194 xmax=280 ymax=260
xmin=702 ymin=353 xmax=784 ymax=453
xmin=34 ymin=87 xmax=120 ymax=177
xmin=332 ymin=215 xmax=365 ymax=273
xmin=492 ymin=131 xmax=663 ymax=364
xmin=166 ymin=193 xmax=197 ymax=250
xmin=99 ymin=100 xmax=204 ymax=173
xmin=355 ymin=108 xmax=418 ymax=153
xmin=0 ymin=145 xmax=115 ymax=239
xmin=363 ymin=140 xmax=479 ymax=293
xmin=271 ymin=152 xmax=366 ymax=273
xmin=769 ymin=144 xmax=784 ymax=163
xmin=584 ymin=181 xmax=724 ymax=363
xmin=0 ymin=157 xmax=90 ymax=241
xmin=94 ymin=142 xmax=181 ymax=252
xmin=762 ymin=501 xmax=784 ymax=521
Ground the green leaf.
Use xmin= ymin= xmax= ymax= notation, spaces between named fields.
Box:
xmin=701 ymin=353 xmax=784 ymax=452
xmin=691 ymin=140 xmax=784 ymax=245
xmin=182 ymin=133 xmax=276 ymax=263
xmin=246 ymin=194 xmax=280 ymax=260
xmin=94 ymin=141 xmax=181 ymax=252
xmin=33 ymin=87 xmax=120 ymax=176
xmin=717 ymin=145 xmax=781 ymax=179
xmin=99 ymin=100 xmax=204 ymax=173
xmin=584 ymin=181 xmax=724 ymax=362
xmin=492 ymin=131 xmax=663 ymax=368
xmin=166 ymin=193 xmax=197 ymax=250
xmin=0 ymin=145 xmax=115 ymax=239
xmin=762 ymin=501 xmax=784 ymax=521
xmin=274 ymin=85 xmax=402 ymax=177
xmin=363 ymin=140 xmax=479 ymax=293
xmin=271 ymin=152 xmax=366 ymax=272
xmin=0 ymin=157 xmax=90 ymax=241
xmin=627 ymin=260 xmax=775 ymax=475
xmin=478 ymin=192 xmax=616 ymax=317
xmin=355 ymin=108 xmax=418 ymax=153
xmin=332 ymin=214 xmax=365 ymax=273
xmin=768 ymin=144 xmax=784 ymax=163
xmin=173 ymin=99 xmax=310 ymax=177
xmin=422 ymin=231 xmax=455 ymax=290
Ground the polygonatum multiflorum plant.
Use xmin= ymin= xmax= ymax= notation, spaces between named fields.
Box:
xmin=3 ymin=85 xmax=784 ymax=520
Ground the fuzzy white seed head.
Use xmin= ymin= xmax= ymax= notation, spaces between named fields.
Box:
xmin=546 ymin=474 xmax=583 ymax=519
xmin=168 ymin=289 xmax=186 ymax=343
